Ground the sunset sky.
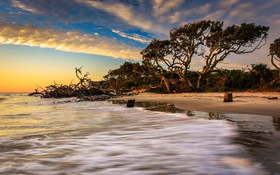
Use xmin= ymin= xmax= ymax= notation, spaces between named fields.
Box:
xmin=1 ymin=0 xmax=280 ymax=92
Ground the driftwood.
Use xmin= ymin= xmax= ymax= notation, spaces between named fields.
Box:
xmin=28 ymin=89 xmax=42 ymax=96
xmin=34 ymin=67 xmax=137 ymax=101
xmin=267 ymin=97 xmax=278 ymax=100
xmin=28 ymin=92 xmax=42 ymax=96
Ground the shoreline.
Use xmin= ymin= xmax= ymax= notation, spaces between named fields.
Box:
xmin=113 ymin=92 xmax=280 ymax=117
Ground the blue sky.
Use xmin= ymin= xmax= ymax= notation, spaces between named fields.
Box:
xmin=0 ymin=0 xmax=280 ymax=92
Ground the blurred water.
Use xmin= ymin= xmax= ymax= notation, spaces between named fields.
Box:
xmin=0 ymin=93 xmax=270 ymax=174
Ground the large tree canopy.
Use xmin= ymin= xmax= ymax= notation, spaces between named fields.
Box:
xmin=169 ymin=20 xmax=223 ymax=88
xmin=103 ymin=62 xmax=152 ymax=89
xmin=141 ymin=20 xmax=269 ymax=91
xmin=196 ymin=22 xmax=269 ymax=88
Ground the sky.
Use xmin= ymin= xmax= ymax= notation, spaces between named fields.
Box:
xmin=0 ymin=0 xmax=280 ymax=92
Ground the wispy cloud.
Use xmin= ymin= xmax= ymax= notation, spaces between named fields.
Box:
xmin=219 ymin=0 xmax=240 ymax=9
xmin=152 ymin=0 xmax=185 ymax=17
xmin=12 ymin=0 xmax=42 ymax=14
xmin=75 ymin=0 xmax=169 ymax=34
xmin=0 ymin=20 xmax=142 ymax=60
xmin=201 ymin=10 xmax=226 ymax=21
xmin=111 ymin=29 xmax=151 ymax=44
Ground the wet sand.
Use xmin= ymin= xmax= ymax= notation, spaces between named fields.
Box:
xmin=115 ymin=92 xmax=280 ymax=117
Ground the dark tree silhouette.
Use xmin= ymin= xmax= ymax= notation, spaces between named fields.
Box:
xmin=170 ymin=21 xmax=269 ymax=88
xmin=270 ymin=38 xmax=280 ymax=77
xmin=249 ymin=63 xmax=271 ymax=88
xmin=169 ymin=20 xmax=223 ymax=88
xmin=141 ymin=39 xmax=173 ymax=92
xmin=103 ymin=62 xmax=154 ymax=89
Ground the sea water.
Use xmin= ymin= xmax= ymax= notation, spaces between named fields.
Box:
xmin=0 ymin=93 xmax=275 ymax=174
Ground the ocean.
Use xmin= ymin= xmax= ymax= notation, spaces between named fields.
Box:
xmin=0 ymin=93 xmax=279 ymax=175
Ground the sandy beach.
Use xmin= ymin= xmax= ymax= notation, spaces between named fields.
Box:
xmin=114 ymin=92 xmax=280 ymax=117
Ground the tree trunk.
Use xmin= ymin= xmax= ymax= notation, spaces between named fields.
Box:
xmin=270 ymin=77 xmax=280 ymax=86
xmin=161 ymin=76 xmax=171 ymax=92
xmin=260 ymin=76 xmax=265 ymax=88
xmin=196 ymin=76 xmax=202 ymax=88
xmin=186 ymin=78 xmax=194 ymax=89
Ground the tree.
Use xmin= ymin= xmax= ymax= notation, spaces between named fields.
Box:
xmin=249 ymin=63 xmax=271 ymax=88
xmin=169 ymin=20 xmax=223 ymax=88
xmin=169 ymin=21 xmax=269 ymax=88
xmin=103 ymin=62 xmax=157 ymax=89
xmin=141 ymin=39 xmax=173 ymax=92
xmin=269 ymin=38 xmax=280 ymax=77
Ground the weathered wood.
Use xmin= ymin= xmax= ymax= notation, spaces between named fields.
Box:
xmin=224 ymin=93 xmax=232 ymax=102
xmin=267 ymin=97 xmax=278 ymax=100
xmin=28 ymin=92 xmax=42 ymax=96
xmin=126 ymin=99 xmax=135 ymax=107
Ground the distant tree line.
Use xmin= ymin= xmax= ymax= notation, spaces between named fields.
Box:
xmin=102 ymin=20 xmax=280 ymax=93
xmin=102 ymin=62 xmax=279 ymax=92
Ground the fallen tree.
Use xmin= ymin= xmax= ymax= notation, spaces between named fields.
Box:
xmin=35 ymin=66 xmax=135 ymax=101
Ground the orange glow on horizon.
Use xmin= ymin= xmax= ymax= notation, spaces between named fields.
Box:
xmin=0 ymin=68 xmax=103 ymax=93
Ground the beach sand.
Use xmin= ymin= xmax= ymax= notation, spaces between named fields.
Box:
xmin=114 ymin=92 xmax=280 ymax=117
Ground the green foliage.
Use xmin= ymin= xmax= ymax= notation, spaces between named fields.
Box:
xmin=123 ymin=80 xmax=138 ymax=89
xmin=270 ymin=38 xmax=280 ymax=57
xmin=102 ymin=61 xmax=280 ymax=92
xmin=205 ymin=86 xmax=230 ymax=92
xmin=103 ymin=61 xmax=160 ymax=89
xmin=249 ymin=63 xmax=272 ymax=87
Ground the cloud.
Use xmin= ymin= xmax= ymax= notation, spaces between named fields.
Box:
xmin=228 ymin=2 xmax=256 ymax=22
xmin=201 ymin=10 xmax=226 ymax=21
xmin=12 ymin=0 xmax=42 ymax=14
xmin=219 ymin=0 xmax=240 ymax=9
xmin=75 ymin=0 xmax=169 ymax=34
xmin=152 ymin=0 xmax=185 ymax=17
xmin=172 ymin=3 xmax=211 ymax=24
xmin=7 ymin=0 xmax=112 ymax=25
xmin=111 ymin=29 xmax=151 ymax=44
xmin=0 ymin=20 xmax=142 ymax=60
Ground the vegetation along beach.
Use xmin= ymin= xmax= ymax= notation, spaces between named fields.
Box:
xmin=1 ymin=0 xmax=280 ymax=174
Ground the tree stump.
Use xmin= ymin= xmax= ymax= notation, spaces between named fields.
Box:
xmin=126 ymin=99 xmax=135 ymax=107
xmin=224 ymin=93 xmax=232 ymax=102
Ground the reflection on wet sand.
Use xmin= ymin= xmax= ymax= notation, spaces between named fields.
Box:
xmin=210 ymin=113 xmax=280 ymax=175
xmin=204 ymin=111 xmax=280 ymax=174
xmin=199 ymin=112 xmax=280 ymax=174
xmin=207 ymin=112 xmax=276 ymax=132
xmin=273 ymin=117 xmax=280 ymax=131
